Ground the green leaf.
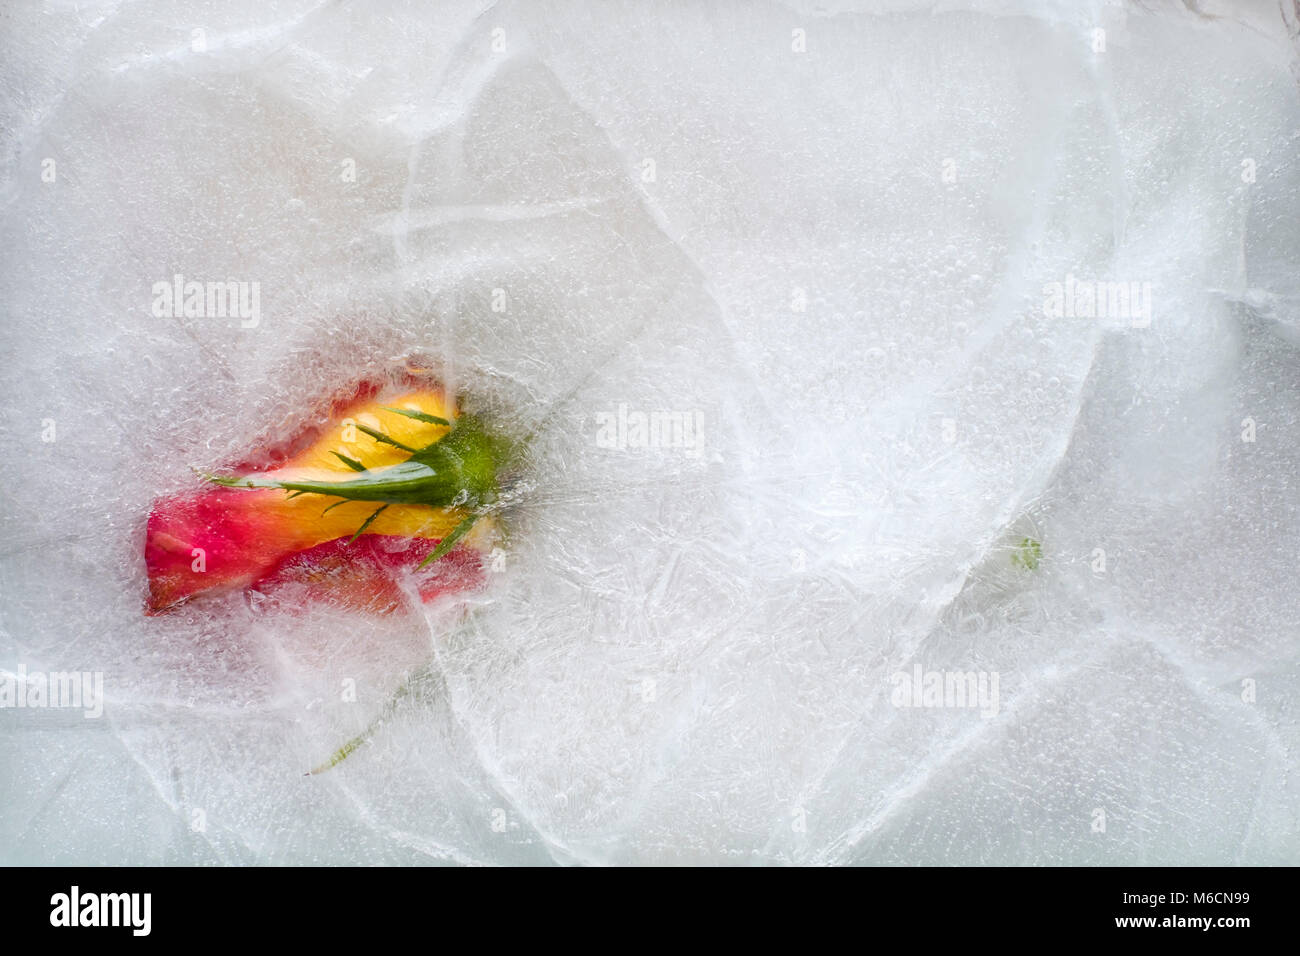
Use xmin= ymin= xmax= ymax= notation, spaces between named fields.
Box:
xmin=382 ymin=406 xmax=452 ymax=428
xmin=416 ymin=512 xmax=479 ymax=569
xmin=332 ymin=451 xmax=367 ymax=472
xmin=348 ymin=504 xmax=389 ymax=544
xmin=321 ymin=499 xmax=351 ymax=516
xmin=354 ymin=422 xmax=417 ymax=453
xmin=1012 ymin=536 xmax=1042 ymax=571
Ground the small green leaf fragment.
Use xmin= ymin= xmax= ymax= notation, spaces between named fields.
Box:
xmin=1012 ymin=536 xmax=1042 ymax=571
xmin=307 ymin=728 xmax=373 ymax=775
xmin=307 ymin=664 xmax=433 ymax=774
xmin=382 ymin=406 xmax=452 ymax=428
xmin=321 ymin=499 xmax=351 ymax=517
xmin=416 ymin=513 xmax=479 ymax=569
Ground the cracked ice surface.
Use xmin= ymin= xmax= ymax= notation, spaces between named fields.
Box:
xmin=1 ymin=0 xmax=1298 ymax=864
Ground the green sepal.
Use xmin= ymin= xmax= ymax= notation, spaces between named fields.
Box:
xmin=348 ymin=504 xmax=389 ymax=544
xmin=332 ymin=451 xmax=367 ymax=472
xmin=382 ymin=406 xmax=451 ymax=427
xmin=355 ymin=422 xmax=417 ymax=453
xmin=416 ymin=512 xmax=479 ymax=569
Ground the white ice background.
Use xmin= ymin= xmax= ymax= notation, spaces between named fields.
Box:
xmin=1 ymin=0 xmax=1299 ymax=864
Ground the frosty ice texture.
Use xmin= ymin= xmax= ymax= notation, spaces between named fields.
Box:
xmin=1 ymin=0 xmax=1297 ymax=864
